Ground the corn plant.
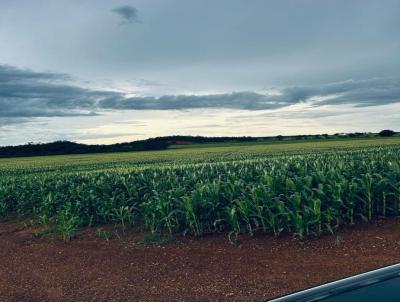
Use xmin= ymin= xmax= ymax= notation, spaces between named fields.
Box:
xmin=0 ymin=142 xmax=399 ymax=240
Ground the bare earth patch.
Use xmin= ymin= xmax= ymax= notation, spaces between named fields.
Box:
xmin=1 ymin=219 xmax=400 ymax=302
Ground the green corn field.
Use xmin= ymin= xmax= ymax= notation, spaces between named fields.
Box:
xmin=1 ymin=138 xmax=400 ymax=240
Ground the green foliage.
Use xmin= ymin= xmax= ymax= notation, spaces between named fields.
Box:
xmin=112 ymin=205 xmax=133 ymax=231
xmin=1 ymin=138 xmax=400 ymax=240
xmin=57 ymin=206 xmax=80 ymax=242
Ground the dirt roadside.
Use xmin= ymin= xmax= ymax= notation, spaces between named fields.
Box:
xmin=1 ymin=219 xmax=400 ymax=302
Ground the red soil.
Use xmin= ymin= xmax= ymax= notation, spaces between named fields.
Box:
xmin=1 ymin=219 xmax=400 ymax=302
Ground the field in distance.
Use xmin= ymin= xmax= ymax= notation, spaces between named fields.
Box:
xmin=1 ymin=136 xmax=400 ymax=174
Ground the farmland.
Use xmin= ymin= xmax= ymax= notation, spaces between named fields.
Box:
xmin=1 ymin=137 xmax=400 ymax=241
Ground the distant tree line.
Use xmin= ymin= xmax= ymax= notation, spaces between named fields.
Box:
xmin=0 ymin=139 xmax=169 ymax=158
xmin=0 ymin=130 xmax=397 ymax=158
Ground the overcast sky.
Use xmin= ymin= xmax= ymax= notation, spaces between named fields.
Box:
xmin=0 ymin=0 xmax=399 ymax=146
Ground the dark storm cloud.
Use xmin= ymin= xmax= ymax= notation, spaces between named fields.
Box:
xmin=112 ymin=5 xmax=140 ymax=24
xmin=1 ymin=65 xmax=399 ymax=127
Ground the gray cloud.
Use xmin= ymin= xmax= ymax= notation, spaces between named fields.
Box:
xmin=100 ymin=78 xmax=400 ymax=111
xmin=1 ymin=65 xmax=399 ymax=127
xmin=99 ymin=92 xmax=285 ymax=111
xmin=316 ymin=78 xmax=400 ymax=107
xmin=112 ymin=5 xmax=140 ymax=24
xmin=0 ymin=65 xmax=116 ymax=118
xmin=275 ymin=78 xmax=400 ymax=107
xmin=2 ymin=0 xmax=399 ymax=95
xmin=0 ymin=65 xmax=71 ymax=83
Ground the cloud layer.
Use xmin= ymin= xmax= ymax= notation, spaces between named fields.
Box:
xmin=0 ymin=65 xmax=112 ymax=118
xmin=1 ymin=65 xmax=399 ymax=126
